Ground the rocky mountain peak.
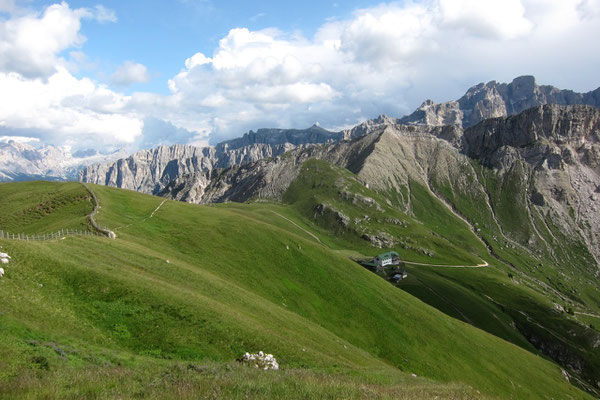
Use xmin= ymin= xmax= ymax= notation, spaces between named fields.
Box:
xmin=401 ymin=76 xmax=600 ymax=129
xmin=216 ymin=125 xmax=341 ymax=152
xmin=462 ymin=104 xmax=600 ymax=170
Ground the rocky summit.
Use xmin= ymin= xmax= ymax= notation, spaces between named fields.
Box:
xmin=400 ymin=75 xmax=600 ymax=128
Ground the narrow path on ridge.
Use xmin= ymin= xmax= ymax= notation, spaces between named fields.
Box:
xmin=270 ymin=211 xmax=323 ymax=244
xmin=81 ymin=183 xmax=116 ymax=238
xmin=115 ymin=198 xmax=167 ymax=231
xmin=147 ymin=199 xmax=167 ymax=220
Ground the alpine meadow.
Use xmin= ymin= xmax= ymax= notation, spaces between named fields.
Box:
xmin=1 ymin=1 xmax=600 ymax=399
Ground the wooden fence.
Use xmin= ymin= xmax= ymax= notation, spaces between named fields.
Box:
xmin=0 ymin=184 xmax=115 ymax=242
xmin=0 ymin=229 xmax=106 ymax=241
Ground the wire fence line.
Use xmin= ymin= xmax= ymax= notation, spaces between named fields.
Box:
xmin=0 ymin=183 xmax=116 ymax=242
xmin=0 ymin=229 xmax=107 ymax=241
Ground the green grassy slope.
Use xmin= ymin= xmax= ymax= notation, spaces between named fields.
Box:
xmin=267 ymin=158 xmax=600 ymax=394
xmin=282 ymin=159 xmax=482 ymax=265
xmin=421 ymin=158 xmax=600 ymax=389
xmin=0 ymin=181 xmax=591 ymax=399
xmin=0 ymin=181 xmax=93 ymax=234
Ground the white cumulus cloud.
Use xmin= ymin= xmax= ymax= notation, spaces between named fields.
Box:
xmin=157 ymin=0 xmax=600 ymax=144
xmin=1 ymin=0 xmax=599 ymax=152
xmin=111 ymin=61 xmax=151 ymax=87
xmin=0 ymin=2 xmax=141 ymax=150
xmin=0 ymin=2 xmax=90 ymax=78
xmin=0 ymin=67 xmax=143 ymax=148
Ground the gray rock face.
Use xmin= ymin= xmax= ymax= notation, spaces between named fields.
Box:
xmin=159 ymin=153 xmax=308 ymax=204
xmin=463 ymin=105 xmax=600 ymax=163
xmin=217 ymin=124 xmax=341 ymax=151
xmin=400 ymin=76 xmax=600 ymax=129
xmin=462 ymin=104 xmax=600 ymax=262
xmin=79 ymin=126 xmax=336 ymax=195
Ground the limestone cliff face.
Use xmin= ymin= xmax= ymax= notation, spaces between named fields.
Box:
xmin=79 ymin=144 xmax=217 ymax=194
xmin=400 ymin=76 xmax=600 ymax=128
xmin=216 ymin=124 xmax=341 ymax=151
xmin=79 ymin=126 xmax=336 ymax=195
xmin=462 ymin=105 xmax=600 ymax=262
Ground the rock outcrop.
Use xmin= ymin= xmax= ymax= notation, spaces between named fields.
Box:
xmin=400 ymin=76 xmax=600 ymax=128
xmin=462 ymin=104 xmax=600 ymax=263
xmin=79 ymin=126 xmax=339 ymax=195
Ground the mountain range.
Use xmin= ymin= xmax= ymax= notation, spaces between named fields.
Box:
xmin=0 ymin=140 xmax=128 ymax=182
xmin=74 ymin=76 xmax=600 ymax=392
xmin=6 ymin=75 xmax=598 ymax=184
xmin=79 ymin=75 xmax=600 ymax=197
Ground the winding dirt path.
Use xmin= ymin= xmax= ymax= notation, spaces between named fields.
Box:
xmin=147 ymin=199 xmax=166 ymax=220
xmin=81 ymin=183 xmax=115 ymax=238
xmin=271 ymin=211 xmax=323 ymax=244
xmin=575 ymin=311 xmax=600 ymax=319
xmin=400 ymin=260 xmax=489 ymax=268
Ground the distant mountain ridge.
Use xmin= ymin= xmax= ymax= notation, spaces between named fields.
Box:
xmin=79 ymin=76 xmax=600 ymax=199
xmin=0 ymin=141 xmax=128 ymax=182
xmin=216 ymin=124 xmax=342 ymax=151
xmin=2 ymin=75 xmax=595 ymax=183
xmin=79 ymin=125 xmax=340 ymax=195
xmin=399 ymin=75 xmax=600 ymax=128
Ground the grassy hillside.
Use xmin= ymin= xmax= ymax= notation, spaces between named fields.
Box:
xmin=0 ymin=181 xmax=93 ymax=234
xmin=266 ymin=158 xmax=600 ymax=394
xmin=282 ymin=159 xmax=483 ymax=265
xmin=0 ymin=181 xmax=593 ymax=398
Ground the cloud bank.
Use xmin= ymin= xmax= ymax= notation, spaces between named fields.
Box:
xmin=0 ymin=0 xmax=599 ymax=150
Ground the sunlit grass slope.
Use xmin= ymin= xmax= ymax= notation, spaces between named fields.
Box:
xmin=282 ymin=159 xmax=483 ymax=265
xmin=0 ymin=182 xmax=591 ymax=399
xmin=0 ymin=181 xmax=92 ymax=234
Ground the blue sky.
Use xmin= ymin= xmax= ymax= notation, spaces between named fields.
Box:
xmin=1 ymin=0 xmax=600 ymax=151
xmin=32 ymin=0 xmax=381 ymax=94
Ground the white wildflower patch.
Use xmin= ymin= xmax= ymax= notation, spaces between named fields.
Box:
xmin=240 ymin=351 xmax=279 ymax=370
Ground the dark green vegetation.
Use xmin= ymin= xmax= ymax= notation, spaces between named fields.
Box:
xmin=0 ymin=181 xmax=593 ymax=399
